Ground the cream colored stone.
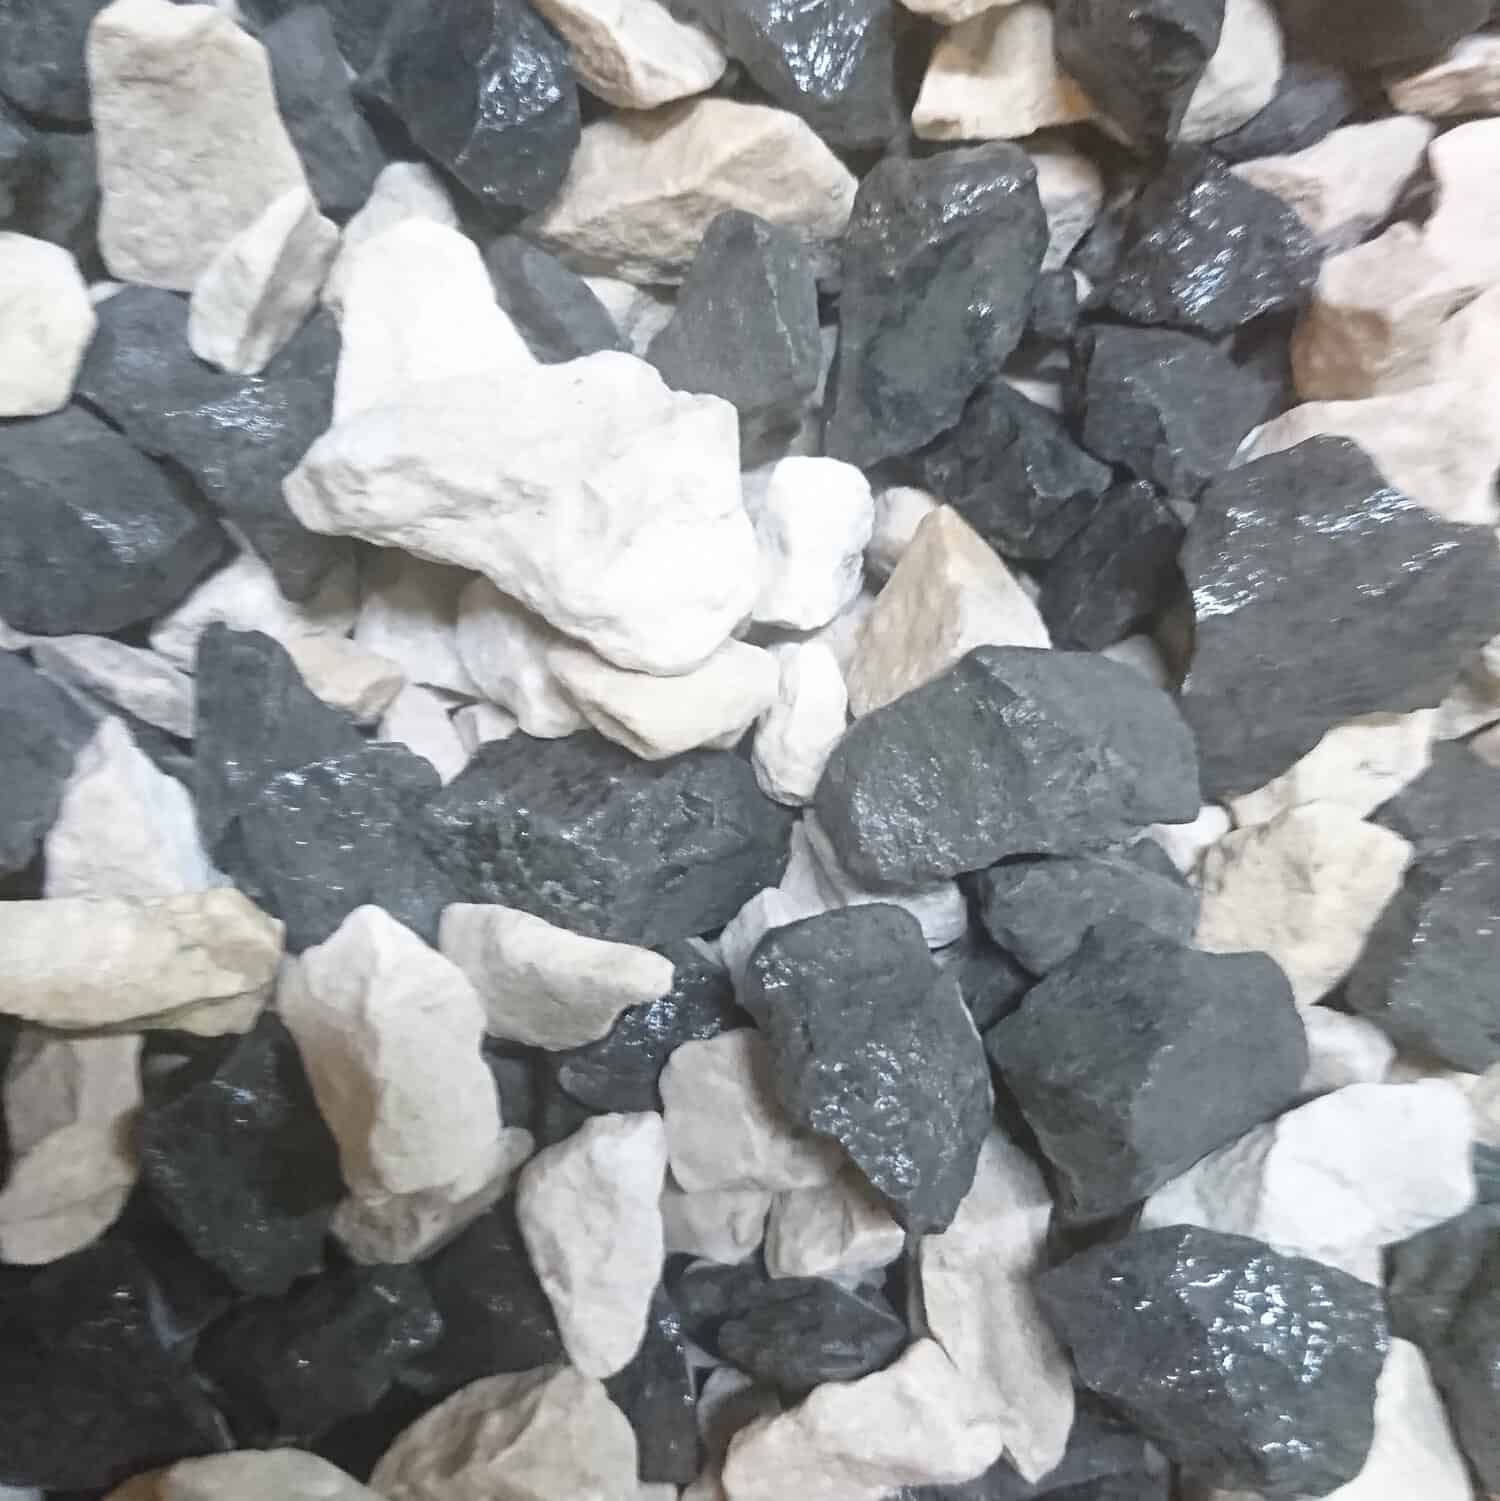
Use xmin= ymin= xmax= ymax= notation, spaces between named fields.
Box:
xmin=355 ymin=551 xmax=478 ymax=698
xmin=898 ymin=0 xmax=1022 ymax=20
xmin=0 ymin=233 xmax=96 ymax=416
xmin=30 ymin=636 xmax=194 ymax=739
xmin=1300 ymin=1009 xmax=1397 ymax=1100
xmin=452 ymin=701 xmax=519 ymax=754
xmin=377 ymin=684 xmax=468 ymax=784
xmin=1148 ymin=804 xmax=1231 ymax=878
xmin=1390 ymin=32 xmax=1500 ymax=117
xmin=867 ymin=486 xmax=938 ymax=579
xmin=1178 ymin=0 xmax=1283 ymax=143
xmin=661 ymin=1181 xmax=772 ymax=1263
xmin=106 ymin=1449 xmax=382 ymax=1501
xmin=765 ymin=1168 xmax=904 ymax=1281
xmin=752 ymin=642 xmax=848 ymax=806
xmin=284 ymin=635 xmax=405 ymax=725
xmin=1427 ymin=120 xmax=1500 ymax=291
xmin=1032 ymin=145 xmax=1104 ymax=272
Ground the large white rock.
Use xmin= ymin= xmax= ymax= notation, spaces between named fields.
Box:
xmin=88 ymin=0 xmax=308 ymax=291
xmin=438 ymin=903 xmax=674 ymax=1050
xmin=765 ymin=1169 xmax=904 ymax=1282
xmin=107 ymin=1450 xmax=380 ymax=1501
xmin=661 ymin=1181 xmax=772 ymax=1264
xmin=1389 ymin=32 xmax=1500 ymax=117
xmin=30 ymin=636 xmax=194 ymax=739
xmin=0 ymin=233 xmax=96 ymax=417
xmin=1195 ymin=805 xmax=1412 ymax=1007
xmin=752 ymin=642 xmax=848 ymax=806
xmin=284 ymin=635 xmax=406 ymax=725
xmin=515 ymin=1113 xmax=669 ymax=1378
xmin=377 ymin=684 xmax=468 ymax=784
xmin=0 ymin=890 xmax=280 ymax=1032
xmin=660 ymin=1030 xmax=844 ymax=1193
xmin=1032 ymin=146 xmax=1105 ymax=273
xmin=918 ymin=1129 xmax=1074 ymax=1483
xmin=371 ymin=1366 xmax=640 ymax=1501
xmin=846 ymin=505 xmax=1048 ymax=717
xmin=1141 ymin=1081 xmax=1476 ymax=1280
xmin=354 ymin=551 xmax=478 ymax=698
xmin=1424 ymin=118 xmax=1500 ymax=290
xmin=1300 ymin=1009 xmax=1397 ymax=1100
xmin=526 ymin=98 xmax=858 ymax=284
xmin=1178 ymin=0 xmax=1283 ymax=142
xmin=867 ymin=486 xmax=938 ymax=579
xmin=285 ymin=354 xmax=759 ymax=676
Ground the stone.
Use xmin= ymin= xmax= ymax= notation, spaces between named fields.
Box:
xmin=1211 ymin=59 xmax=1354 ymax=164
xmin=531 ymin=0 xmax=723 ymax=108
xmin=1033 ymin=145 xmax=1105 ymax=272
xmin=990 ymin=923 xmax=1302 ymax=1215
xmin=1373 ymin=740 xmax=1500 ymax=856
xmin=661 ymin=1182 xmax=771 ymax=1263
xmin=917 ymin=380 xmax=1111 ymax=562
xmin=30 ymin=636 xmax=194 ymax=740
xmin=454 ymin=580 xmax=584 ymax=739
xmin=1424 ymin=119 xmax=1500 ymax=292
xmin=718 ymin=886 xmax=825 ymax=994
xmin=278 ymin=635 xmax=402 ymax=729
xmin=515 ymin=1111 xmax=668 ymax=1377
xmin=1148 ymin=800 xmax=1230 ymax=876
xmin=0 ymin=0 xmax=105 ymax=123
xmin=765 ymin=1169 xmax=902 ymax=1282
xmin=0 ymin=232 xmax=94 ymax=416
xmin=377 ymin=684 xmax=467 ymax=784
xmin=1037 ymin=1224 xmax=1388 ymax=1498
xmin=585 ymin=274 xmax=673 ymax=351
xmin=606 ymin=1287 xmax=701 ymax=1483
xmin=373 ymin=1365 xmax=638 ymax=1501
xmin=912 ymin=3 xmax=1092 ymax=143
xmin=826 ymin=144 xmax=1046 ymax=468
xmin=89 ymin=0 xmax=308 ymax=291
xmin=1276 ymin=0 xmax=1487 ymax=70
xmin=743 ymin=905 xmax=992 ymax=1232
xmin=356 ymin=553 xmax=478 ymax=697
xmin=0 ymin=122 xmax=99 ymax=263
xmin=1177 ymin=0 xmax=1281 ymax=143
xmin=1389 ymin=32 xmax=1500 ymax=117
xmin=816 ymin=646 xmax=1200 ymax=888
xmin=286 ymin=354 xmax=757 ymax=676
xmin=421 ymin=731 xmax=793 ymax=946
xmin=867 ymin=486 xmax=937 ymax=579
xmin=752 ymin=643 xmax=848 ymax=806
xmin=935 ymin=927 xmax=1033 ymax=1031
xmin=453 ymin=701 xmax=519 ymax=754
xmin=1300 ymin=1010 xmax=1396 ymax=1100
xmin=1025 ymin=268 xmax=1078 ymax=342
xmin=1180 ymin=438 xmax=1500 ymax=797
xmin=484 ymin=236 xmax=627 ymax=365
xmin=105 ymin=1450 xmax=381 ymax=1501
xmin=358 ymin=0 xmax=579 ymax=215
xmin=188 ymin=187 xmax=338 ymax=376
xmin=1195 ymin=804 xmax=1412 ymax=1008
xmin=1433 ymin=1243 xmax=1500 ymax=1491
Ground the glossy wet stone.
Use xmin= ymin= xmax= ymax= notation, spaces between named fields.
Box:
xmin=135 ymin=1015 xmax=344 ymax=1298
xmin=604 ymin=1287 xmax=700 ymax=1484
xmin=1277 ymin=0 xmax=1488 ymax=70
xmin=988 ymin=919 xmax=1305 ymax=1220
xmin=421 ymin=732 xmax=794 ymax=948
xmin=1180 ymin=437 xmax=1500 ymax=798
xmin=484 ymin=235 xmax=625 ymax=364
xmin=742 ymin=904 xmax=991 ymax=1233
xmin=0 ymin=0 xmax=105 ymax=124
xmin=1038 ymin=1224 xmax=1388 ymax=1497
xmin=815 ymin=646 xmax=1200 ymax=888
xmin=1211 ymin=61 xmax=1356 ymax=164
xmin=1372 ymin=742 xmax=1500 ymax=856
xmin=826 ymin=144 xmax=1047 ymax=469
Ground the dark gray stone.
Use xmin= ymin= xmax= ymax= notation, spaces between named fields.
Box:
xmin=934 ymin=928 xmax=1034 ymax=1031
xmin=0 ymin=123 xmax=96 ymax=257
xmin=741 ymin=904 xmax=992 ymax=1233
xmin=1372 ymin=742 xmax=1500 ymax=856
xmin=1210 ymin=62 xmax=1356 ymax=164
xmin=248 ymin=0 xmax=399 ymax=71
xmin=1432 ymin=1243 xmax=1500 ymax=1492
xmin=1180 ymin=437 xmax=1500 ymax=798
xmin=421 ymin=732 xmax=794 ymax=948
xmin=485 ymin=234 xmax=625 ymax=364
xmin=359 ymin=0 xmax=579 ymax=215
xmin=1277 ymin=0 xmax=1489 ymax=69
xmin=1105 ymin=148 xmax=1321 ymax=336
xmin=826 ymin=145 xmax=1047 ymax=468
xmin=1027 ymin=269 xmax=1078 ymax=344
xmin=0 ymin=0 xmax=106 ymax=124
xmin=988 ymin=919 xmax=1305 ymax=1219
xmin=814 ymin=647 xmax=1200 ymax=888
xmin=646 ymin=209 xmax=821 ymax=459
xmin=533 ymin=1070 xmax=602 ymax=1147
xmin=668 ymin=1256 xmax=778 ymax=1347
xmin=0 ymin=97 xmax=30 ymax=217
xmin=1387 ymin=1202 xmax=1500 ymax=1352
xmin=0 ymin=406 xmax=227 ymax=636
xmin=1053 ymin=0 xmax=1223 ymax=147
xmin=917 ymin=381 xmax=1111 ymax=563
xmin=1037 ymin=1224 xmax=1388 ymax=1498
xmin=605 ymin=1287 xmax=701 ymax=1484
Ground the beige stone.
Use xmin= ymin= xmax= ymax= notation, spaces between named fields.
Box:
xmin=355 ymin=551 xmax=479 ymax=698
xmin=106 ymin=1449 xmax=382 ymax=1501
xmin=377 ymin=684 xmax=468 ymax=784
xmin=1032 ymin=145 xmax=1104 ymax=272
xmin=0 ymin=232 xmax=96 ymax=417
xmin=765 ymin=1168 xmax=904 ymax=1281
xmin=1389 ymin=32 xmax=1500 ymax=117
xmin=452 ymin=700 xmax=519 ymax=754
xmin=661 ymin=1181 xmax=772 ymax=1263
xmin=752 ymin=642 xmax=848 ymax=806
xmin=898 ymin=0 xmax=1022 ymax=20
xmin=1178 ymin=0 xmax=1283 ymax=143
xmin=284 ymin=635 xmax=405 ymax=725
xmin=1426 ymin=118 xmax=1500 ymax=289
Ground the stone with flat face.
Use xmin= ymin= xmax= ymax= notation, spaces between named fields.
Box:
xmin=605 ymin=1287 xmax=702 ymax=1484
xmin=484 ymin=235 xmax=626 ymax=364
xmin=1211 ymin=61 xmax=1355 ymax=163
xmin=1277 ymin=0 xmax=1487 ymax=69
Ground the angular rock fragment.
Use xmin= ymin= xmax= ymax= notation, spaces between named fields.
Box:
xmin=1300 ymin=1010 xmax=1396 ymax=1100
xmin=452 ymin=701 xmax=518 ymax=754
xmin=753 ymin=643 xmax=848 ymax=806
xmin=764 ymin=1168 xmax=902 ymax=1281
xmin=1025 ymin=268 xmax=1078 ymax=343
xmin=454 ymin=581 xmax=585 ymax=739
xmin=0 ymin=231 xmax=94 ymax=417
xmin=1276 ymin=0 xmax=1487 ymax=70
xmin=1435 ymin=1244 xmax=1500 ymax=1492
xmin=1177 ymin=0 xmax=1281 ymax=143
xmin=603 ymin=1293 xmax=700 ymax=1486
xmin=288 ymin=635 xmax=404 ymax=727
xmin=1210 ymin=60 xmax=1354 ymax=163
xmin=485 ymin=235 xmax=627 ymax=364
xmin=31 ymin=636 xmax=193 ymax=740
xmin=1033 ymin=145 xmax=1104 ymax=273
xmin=1388 ymin=33 xmax=1500 ymax=118
xmin=373 ymin=685 xmax=465 ymax=784
xmin=0 ymin=0 xmax=106 ymax=123
xmin=356 ymin=553 xmax=476 ymax=697
xmin=1373 ymin=741 xmax=1500 ymax=856
xmin=0 ymin=118 xmax=99 ymax=265
xmin=718 ymin=885 xmax=826 ymax=992
xmin=662 ymin=1183 xmax=771 ymax=1264
xmin=1424 ymin=119 xmax=1500 ymax=292
xmin=108 ymin=1449 xmax=383 ymax=1501
xmin=935 ymin=927 xmax=1034 ymax=1031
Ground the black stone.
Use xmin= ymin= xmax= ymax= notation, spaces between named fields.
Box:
xmin=1477 ymin=1143 xmax=1500 ymax=1205
xmin=552 ymin=941 xmax=745 ymax=1112
xmin=1027 ymin=269 xmax=1079 ymax=344
xmin=988 ymin=919 xmax=1305 ymax=1219
xmin=135 ymin=1015 xmax=345 ymax=1298
xmin=1038 ymin=1224 xmax=1388 ymax=1497
xmin=1053 ymin=0 xmax=1223 ymax=147
xmin=742 ymin=904 xmax=992 ymax=1232
xmin=917 ymin=380 xmax=1111 ymax=563
xmin=1429 ymin=1243 xmax=1500 ymax=1491
xmin=0 ymin=120 xmax=97 ymax=260
xmin=1210 ymin=62 xmax=1356 ymax=164
xmin=814 ymin=646 xmax=1200 ymax=888
xmin=646 ymin=209 xmax=821 ymax=459
xmin=826 ymin=145 xmax=1048 ymax=468
xmin=245 ymin=0 xmax=400 ymax=71
xmin=0 ymin=406 xmax=226 ymax=636
xmin=1105 ymin=149 xmax=1321 ymax=337
xmin=485 ymin=1045 xmax=538 ymax=1128
xmin=1387 ymin=1203 xmax=1500 ymax=1351
xmin=421 ymin=732 xmax=794 ymax=947
xmin=1069 ymin=185 xmax=1137 ymax=296
xmin=1277 ymin=0 xmax=1489 ymax=69
xmin=264 ymin=6 xmax=386 ymax=220
xmin=934 ymin=928 xmax=1034 ymax=1031
xmin=0 ymin=97 xmax=29 ymax=216
xmin=0 ymin=1242 xmax=227 ymax=1490
xmin=1180 ymin=437 xmax=1500 ymax=798
xmin=359 ymin=0 xmax=579 ymax=215
xmin=1372 ymin=741 xmax=1500 ymax=856
xmin=668 ymin=1256 xmax=777 ymax=1348
xmin=485 ymin=234 xmax=626 ymax=364
xmin=605 ymin=1288 xmax=700 ymax=1485
xmin=0 ymin=0 xmax=105 ymax=124
xmin=1038 ymin=481 xmax=1186 ymax=651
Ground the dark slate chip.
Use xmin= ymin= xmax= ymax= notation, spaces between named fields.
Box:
xmin=1209 ymin=62 xmax=1357 ymax=164
xmin=0 ymin=120 xmax=98 ymax=259
xmin=934 ymin=928 xmax=1035 ymax=1031
xmin=1038 ymin=1224 xmax=1388 ymax=1498
xmin=668 ymin=1256 xmax=778 ymax=1349
xmin=421 ymin=732 xmax=794 ymax=948
xmin=917 ymin=380 xmax=1111 ymax=563
xmin=1430 ymin=1242 xmax=1500 ymax=1492
xmin=1387 ymin=1202 xmax=1500 ymax=1352
xmin=741 ymin=904 xmax=992 ymax=1233
xmin=1179 ymin=437 xmax=1500 ymax=799
xmin=0 ymin=0 xmax=105 ymax=124
xmin=826 ymin=144 xmax=1047 ymax=469
xmin=1372 ymin=741 xmax=1500 ymax=856
xmin=814 ymin=646 xmax=1200 ymax=889
xmin=988 ymin=918 xmax=1306 ymax=1220
xmin=1026 ymin=269 xmax=1079 ymax=344
xmin=1276 ymin=0 xmax=1489 ymax=69
xmin=106 ymin=1190 xmax=239 ymax=1346
xmin=533 ymin=1070 xmax=604 ymax=1147
xmin=605 ymin=1287 xmax=701 ymax=1485
xmin=359 ymin=0 xmax=579 ymax=215
xmin=485 ymin=234 xmax=627 ymax=364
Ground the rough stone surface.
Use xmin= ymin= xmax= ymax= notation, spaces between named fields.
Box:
xmin=0 ymin=0 xmax=106 ymax=124
xmin=0 ymin=231 xmax=94 ymax=417
xmin=1435 ymin=1240 xmax=1500 ymax=1492
xmin=1033 ymin=145 xmax=1104 ymax=272
xmin=1424 ymin=119 xmax=1500 ymax=293
xmin=1178 ymin=0 xmax=1281 ymax=143
xmin=453 ymin=702 xmax=518 ymax=755
xmin=661 ymin=1183 xmax=771 ymax=1264
xmin=30 ymin=636 xmax=193 ymax=739
xmin=280 ymin=636 xmax=402 ymax=727
xmin=1300 ymin=1010 xmax=1396 ymax=1100
xmin=753 ymin=643 xmax=848 ymax=807
xmin=374 ymin=684 xmax=466 ymax=784
xmin=1211 ymin=60 xmax=1354 ymax=163
xmin=1276 ymin=0 xmax=1487 ymax=70
xmin=1389 ymin=32 xmax=1500 ymax=117
xmin=1373 ymin=741 xmax=1500 ymax=857
xmin=1149 ymin=800 xmax=1230 ymax=876
xmin=106 ymin=1450 xmax=381 ymax=1501
xmin=989 ymin=918 xmax=1306 ymax=1220
xmin=606 ymin=1286 xmax=701 ymax=1484
xmin=867 ymin=486 xmax=938 ymax=578
xmin=765 ymin=1168 xmax=903 ymax=1281
xmin=484 ymin=235 xmax=627 ymax=365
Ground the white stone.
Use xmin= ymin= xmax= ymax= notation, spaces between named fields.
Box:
xmin=105 ymin=1450 xmax=380 ymax=1501
xmin=1141 ymin=1081 xmax=1476 ymax=1280
xmin=660 ymin=1029 xmax=844 ymax=1193
xmin=284 ymin=635 xmax=405 ymax=725
xmin=752 ymin=642 xmax=848 ymax=806
xmin=912 ymin=3 xmax=1093 ymax=143
xmin=765 ymin=1169 xmax=904 ymax=1282
xmin=1232 ymin=117 xmax=1436 ymax=252
xmin=438 ymin=903 xmax=674 ymax=1050
xmin=1424 ymin=118 xmax=1500 ymax=290
xmin=529 ymin=0 xmax=725 ymax=108
xmin=847 ymin=506 xmax=1048 ymax=718
xmin=452 ymin=701 xmax=519 ymax=754
xmin=285 ymin=354 xmax=759 ymax=676
xmin=375 ymin=684 xmax=467 ymax=784
xmin=867 ymin=486 xmax=938 ymax=579
xmin=661 ymin=1181 xmax=772 ymax=1263
xmin=0 ymin=233 xmax=96 ymax=416
xmin=548 ymin=637 xmax=780 ymax=759
xmin=1300 ymin=1009 xmax=1397 ymax=1100
xmin=354 ymin=551 xmax=478 ymax=698
xmin=801 ymin=587 xmax=877 ymax=676
xmin=516 ymin=1112 xmax=669 ymax=1378
xmin=777 ymin=819 xmax=833 ymax=913
xmin=44 ymin=718 xmax=219 ymax=902
xmin=717 ymin=886 xmax=825 ymax=995
xmin=1389 ymin=32 xmax=1500 ymax=117
xmin=1032 ymin=145 xmax=1105 ymax=273
xmin=0 ymin=890 xmax=280 ymax=1032
xmin=188 ymin=187 xmax=337 ymax=375
xmin=1178 ymin=0 xmax=1283 ymax=143
xmin=1195 ymin=805 xmax=1412 ymax=1008
xmin=1148 ymin=804 xmax=1231 ymax=878
xmin=333 ymin=220 xmax=533 ymax=422
xmin=526 ymin=98 xmax=858 ymax=284
xmin=30 ymin=636 xmax=195 ymax=739
xmin=1103 ymin=632 xmax=1172 ymax=688
xmin=88 ymin=0 xmax=308 ymax=291
xmin=583 ymin=276 xmax=672 ymax=354
xmin=371 ymin=1366 xmax=640 ymax=1501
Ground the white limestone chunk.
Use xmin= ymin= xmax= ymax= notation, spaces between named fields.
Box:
xmin=661 ymin=1181 xmax=772 ymax=1264
xmin=0 ymin=232 xmax=96 ymax=417
xmin=765 ymin=1169 xmax=905 ymax=1282
xmin=752 ymin=642 xmax=848 ymax=806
